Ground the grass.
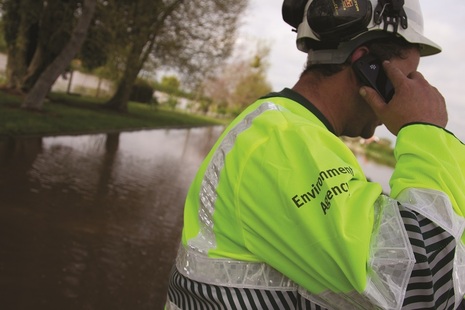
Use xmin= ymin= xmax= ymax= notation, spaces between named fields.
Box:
xmin=0 ymin=90 xmax=396 ymax=167
xmin=0 ymin=91 xmax=228 ymax=137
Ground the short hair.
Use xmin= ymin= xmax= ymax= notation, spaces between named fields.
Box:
xmin=301 ymin=36 xmax=419 ymax=77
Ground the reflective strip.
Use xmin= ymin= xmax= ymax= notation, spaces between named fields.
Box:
xmin=167 ymin=266 xmax=313 ymax=309
xmin=397 ymin=188 xmax=465 ymax=241
xmin=176 ymin=245 xmax=297 ymax=290
xmin=397 ymin=188 xmax=465 ymax=308
xmin=187 ymin=102 xmax=283 ymax=254
xmin=165 ymin=301 xmax=181 ymax=310
xmin=177 ymin=195 xmax=415 ymax=309
xmin=299 ymin=195 xmax=415 ymax=310
xmin=455 ymin=242 xmax=465 ymax=308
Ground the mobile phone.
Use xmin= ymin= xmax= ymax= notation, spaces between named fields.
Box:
xmin=352 ymin=54 xmax=394 ymax=102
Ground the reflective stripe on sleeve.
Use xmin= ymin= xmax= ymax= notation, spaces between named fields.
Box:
xmin=299 ymin=195 xmax=415 ymax=310
xmin=187 ymin=102 xmax=284 ymax=254
xmin=176 ymin=245 xmax=297 ymax=290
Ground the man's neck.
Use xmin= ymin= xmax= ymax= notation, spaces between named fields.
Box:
xmin=292 ymin=70 xmax=356 ymax=136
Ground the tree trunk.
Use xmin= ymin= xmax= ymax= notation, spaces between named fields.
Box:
xmin=5 ymin=2 xmax=33 ymax=91
xmin=20 ymin=45 xmax=50 ymax=92
xmin=103 ymin=42 xmax=146 ymax=112
xmin=66 ymin=70 xmax=74 ymax=94
xmin=103 ymin=71 xmax=138 ymax=112
xmin=6 ymin=44 xmax=28 ymax=91
xmin=21 ymin=0 xmax=97 ymax=110
xmin=96 ymin=76 xmax=103 ymax=98
xmin=20 ymin=0 xmax=74 ymax=93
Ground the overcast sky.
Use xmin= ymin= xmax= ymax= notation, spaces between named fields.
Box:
xmin=237 ymin=1 xmax=465 ymax=142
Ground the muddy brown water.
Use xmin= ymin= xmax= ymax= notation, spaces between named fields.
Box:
xmin=0 ymin=126 xmax=223 ymax=310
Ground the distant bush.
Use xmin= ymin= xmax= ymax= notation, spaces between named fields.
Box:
xmin=130 ymin=79 xmax=155 ymax=104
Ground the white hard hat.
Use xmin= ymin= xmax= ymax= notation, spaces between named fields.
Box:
xmin=282 ymin=0 xmax=441 ymax=64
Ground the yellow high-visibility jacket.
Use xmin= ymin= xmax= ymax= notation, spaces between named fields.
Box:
xmin=167 ymin=88 xmax=465 ymax=310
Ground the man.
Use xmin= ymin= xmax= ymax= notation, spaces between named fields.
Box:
xmin=166 ymin=0 xmax=465 ymax=309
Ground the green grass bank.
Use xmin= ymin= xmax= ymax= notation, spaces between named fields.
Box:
xmin=0 ymin=91 xmax=227 ymax=138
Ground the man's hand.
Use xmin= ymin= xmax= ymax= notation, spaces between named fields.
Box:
xmin=359 ymin=60 xmax=447 ymax=136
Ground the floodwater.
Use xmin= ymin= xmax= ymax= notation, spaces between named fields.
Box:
xmin=0 ymin=126 xmax=224 ymax=310
xmin=0 ymin=126 xmax=392 ymax=310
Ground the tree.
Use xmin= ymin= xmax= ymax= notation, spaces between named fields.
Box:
xmin=78 ymin=13 xmax=112 ymax=71
xmin=154 ymin=0 xmax=247 ymax=89
xmin=21 ymin=0 xmax=97 ymax=110
xmin=230 ymin=67 xmax=272 ymax=115
xmin=102 ymin=0 xmax=247 ymax=112
xmin=0 ymin=0 xmax=90 ymax=93
xmin=160 ymin=75 xmax=180 ymax=92
xmin=101 ymin=0 xmax=183 ymax=112
xmin=0 ymin=0 xmax=43 ymax=90
xmin=0 ymin=0 xmax=112 ymax=103
xmin=0 ymin=0 xmax=246 ymax=112
xmin=203 ymin=40 xmax=272 ymax=115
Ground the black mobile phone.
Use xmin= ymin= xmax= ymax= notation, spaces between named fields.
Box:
xmin=352 ymin=54 xmax=394 ymax=102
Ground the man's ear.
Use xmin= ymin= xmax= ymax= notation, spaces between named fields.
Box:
xmin=349 ymin=46 xmax=370 ymax=64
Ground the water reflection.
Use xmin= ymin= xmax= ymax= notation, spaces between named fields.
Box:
xmin=0 ymin=126 xmax=223 ymax=310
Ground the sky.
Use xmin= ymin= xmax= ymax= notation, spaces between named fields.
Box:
xmin=237 ymin=1 xmax=465 ymax=142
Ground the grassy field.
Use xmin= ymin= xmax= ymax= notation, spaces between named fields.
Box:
xmin=0 ymin=91 xmax=227 ymax=137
